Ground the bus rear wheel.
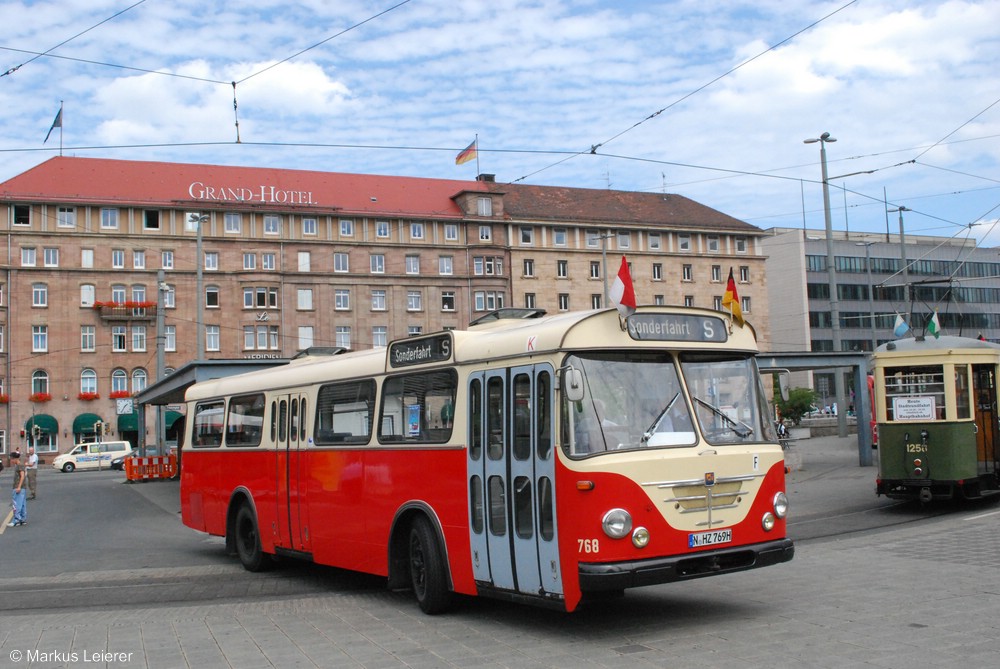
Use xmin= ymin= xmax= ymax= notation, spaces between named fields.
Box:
xmin=408 ymin=516 xmax=452 ymax=614
xmin=234 ymin=505 xmax=271 ymax=572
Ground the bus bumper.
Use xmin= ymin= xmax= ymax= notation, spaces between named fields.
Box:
xmin=578 ymin=539 xmax=794 ymax=592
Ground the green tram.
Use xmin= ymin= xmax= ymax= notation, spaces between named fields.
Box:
xmin=871 ymin=335 xmax=1000 ymax=502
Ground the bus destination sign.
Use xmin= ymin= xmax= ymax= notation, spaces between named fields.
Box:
xmin=626 ymin=314 xmax=728 ymax=343
xmin=389 ymin=333 xmax=453 ymax=368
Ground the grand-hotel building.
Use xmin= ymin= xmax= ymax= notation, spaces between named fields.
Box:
xmin=0 ymin=156 xmax=768 ymax=458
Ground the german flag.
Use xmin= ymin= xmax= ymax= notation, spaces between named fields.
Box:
xmin=455 ymin=139 xmax=477 ymax=165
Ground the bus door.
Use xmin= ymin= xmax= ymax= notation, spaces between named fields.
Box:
xmin=973 ymin=365 xmax=1000 ymax=474
xmin=274 ymin=393 xmax=311 ymax=553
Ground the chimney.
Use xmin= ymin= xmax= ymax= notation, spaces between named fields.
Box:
xmin=477 ymin=173 xmax=495 ymax=182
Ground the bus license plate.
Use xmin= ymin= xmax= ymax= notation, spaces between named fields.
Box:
xmin=688 ymin=529 xmax=732 ymax=548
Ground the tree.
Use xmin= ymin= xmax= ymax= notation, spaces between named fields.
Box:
xmin=775 ymin=387 xmax=819 ymax=426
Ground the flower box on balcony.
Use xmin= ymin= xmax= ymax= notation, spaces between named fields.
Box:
xmin=29 ymin=392 xmax=52 ymax=403
xmin=78 ymin=392 xmax=101 ymax=401
xmin=109 ymin=390 xmax=132 ymax=399
xmin=0 ymin=394 xmax=9 ymax=404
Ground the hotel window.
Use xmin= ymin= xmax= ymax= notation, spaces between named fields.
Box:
xmin=81 ymin=325 xmax=96 ymax=352
xmin=557 ymin=260 xmax=568 ymax=278
xmin=408 ymin=326 xmax=423 ymax=336
xmin=372 ymin=289 xmax=386 ymax=311
xmin=297 ymin=289 xmax=313 ymax=310
xmin=652 ymin=263 xmax=662 ymax=280
xmin=243 ymin=253 xmax=256 ymax=270
xmin=441 ymin=291 xmax=455 ymax=311
xmin=163 ymin=287 xmax=175 ymax=308
xmin=553 ymin=228 xmax=567 ymax=246
xmin=161 ymin=250 xmax=173 ymax=269
xmin=32 ymin=283 xmax=47 ymax=307
xmin=112 ymin=325 xmax=126 ymax=352
xmin=617 ymin=230 xmax=630 ymax=248
xmin=111 ymin=369 xmax=127 ymax=394
xmin=735 ymin=236 xmax=748 ymax=253
xmin=112 ymin=285 xmax=126 ymax=303
xmin=302 ymin=218 xmax=317 ymax=235
xmin=101 ymin=208 xmax=118 ymax=229
xmin=225 ymin=213 xmax=241 ymax=233
xmin=477 ymin=197 xmax=493 ymax=216
xmin=474 ymin=291 xmax=504 ymax=312
xmin=410 ymin=222 xmax=425 ymax=240
xmin=586 ymin=230 xmax=601 ymax=248
xmin=654 ymin=295 xmax=665 ymax=305
xmin=523 ymin=259 xmax=534 ymax=277
xmin=558 ymin=294 xmax=569 ymax=311
xmin=21 ymin=247 xmax=36 ymax=267
xmin=590 ymin=262 xmax=600 ymax=279
xmin=80 ymin=284 xmax=95 ymax=307
xmin=711 ymin=265 xmax=721 ymax=282
xmin=445 ymin=224 xmax=458 ymax=241
xmin=133 ymin=250 xmax=145 ymax=269
xmin=264 ymin=215 xmax=280 ymax=235
xmin=740 ymin=265 xmax=750 ymax=282
xmin=649 ymin=232 xmax=661 ymax=250
xmin=206 ymin=325 xmax=221 ymax=352
xmin=678 ymin=233 xmax=691 ymax=252
xmin=298 ymin=251 xmax=311 ymax=272
xmin=82 ymin=249 xmax=94 ymax=268
xmin=243 ymin=325 xmax=279 ymax=350
xmin=372 ymin=326 xmax=388 ymax=348
xmin=335 ymin=289 xmax=350 ymax=311
xmin=205 ymin=252 xmax=219 ymax=270
xmin=206 ymin=286 xmax=220 ymax=308
xmin=682 ymin=264 xmax=692 ymax=281
xmin=591 ymin=294 xmax=602 ymax=309
xmin=742 ymin=296 xmax=751 ymax=314
xmin=406 ymin=255 xmax=420 ymax=274
xmin=132 ymin=369 xmax=148 ymax=394
xmin=112 ymin=249 xmax=125 ymax=268
xmin=370 ymin=254 xmax=385 ymax=273
xmin=262 ymin=253 xmax=276 ymax=270
xmin=520 ymin=226 xmax=534 ymax=245
xmin=165 ymin=325 xmax=176 ymax=352
xmin=57 ymin=206 xmax=76 ymax=228
xmin=334 ymin=252 xmax=349 ymax=273
xmin=479 ymin=225 xmax=491 ymax=241
xmin=243 ymin=287 xmax=278 ymax=309
xmin=143 ymin=210 xmax=159 ymax=230
xmin=340 ymin=219 xmax=354 ymax=237
xmin=336 ymin=326 xmax=351 ymax=349
xmin=713 ymin=296 xmax=723 ymax=311
xmin=376 ymin=220 xmax=390 ymax=238
xmin=43 ymin=248 xmax=59 ymax=267
xmin=524 ymin=293 xmax=536 ymax=309
xmin=439 ymin=256 xmax=453 ymax=275
xmin=132 ymin=326 xmax=147 ymax=352
xmin=298 ymin=326 xmax=314 ymax=350
xmin=131 ymin=285 xmax=146 ymax=306
xmin=407 ymin=290 xmax=423 ymax=311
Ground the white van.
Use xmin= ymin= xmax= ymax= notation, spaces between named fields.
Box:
xmin=52 ymin=441 xmax=133 ymax=472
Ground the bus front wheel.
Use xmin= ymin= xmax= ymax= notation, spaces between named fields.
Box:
xmin=408 ymin=516 xmax=452 ymax=614
xmin=234 ymin=505 xmax=271 ymax=572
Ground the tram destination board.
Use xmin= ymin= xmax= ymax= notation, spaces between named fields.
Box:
xmin=389 ymin=333 xmax=453 ymax=368
xmin=627 ymin=314 xmax=728 ymax=343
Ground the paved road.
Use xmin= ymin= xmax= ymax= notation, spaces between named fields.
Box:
xmin=1 ymin=438 xmax=998 ymax=668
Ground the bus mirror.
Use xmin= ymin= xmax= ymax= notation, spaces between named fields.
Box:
xmin=563 ymin=367 xmax=585 ymax=403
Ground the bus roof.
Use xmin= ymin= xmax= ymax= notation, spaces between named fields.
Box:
xmin=185 ymin=307 xmax=758 ymax=402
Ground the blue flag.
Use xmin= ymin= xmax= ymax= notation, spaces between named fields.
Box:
xmin=893 ymin=313 xmax=909 ymax=337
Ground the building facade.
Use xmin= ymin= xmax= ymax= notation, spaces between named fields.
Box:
xmin=1 ymin=157 xmax=768 ymax=458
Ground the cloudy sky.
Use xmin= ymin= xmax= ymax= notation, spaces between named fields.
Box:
xmin=2 ymin=0 xmax=998 ymax=245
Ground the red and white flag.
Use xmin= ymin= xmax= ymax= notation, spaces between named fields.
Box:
xmin=609 ymin=255 xmax=636 ymax=319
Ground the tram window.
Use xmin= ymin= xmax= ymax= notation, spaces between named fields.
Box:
xmin=193 ymin=400 xmax=225 ymax=447
xmin=290 ymin=398 xmax=298 ymax=442
xmin=470 ymin=475 xmax=484 ymax=534
xmin=278 ymin=400 xmax=288 ymax=442
xmin=488 ymin=475 xmax=506 ymax=536
xmin=537 ymin=371 xmax=552 ymax=460
xmin=955 ymin=366 xmax=971 ymax=420
xmin=486 ymin=377 xmax=504 ymax=459
xmin=513 ymin=373 xmax=531 ymax=460
xmin=315 ymin=380 xmax=375 ymax=444
xmin=270 ymin=401 xmax=277 ymax=441
xmin=884 ymin=365 xmax=945 ymax=421
xmin=513 ymin=476 xmax=533 ymax=538
xmin=225 ymin=393 xmax=265 ymax=447
xmin=538 ymin=476 xmax=554 ymax=541
xmin=300 ymin=399 xmax=308 ymax=441
xmin=469 ymin=379 xmax=483 ymax=460
xmin=379 ymin=369 xmax=457 ymax=443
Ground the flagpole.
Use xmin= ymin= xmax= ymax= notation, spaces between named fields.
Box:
xmin=58 ymin=101 xmax=63 ymax=156
xmin=474 ymin=133 xmax=480 ymax=175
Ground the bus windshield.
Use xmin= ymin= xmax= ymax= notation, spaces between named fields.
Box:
xmin=561 ymin=351 xmax=775 ymax=456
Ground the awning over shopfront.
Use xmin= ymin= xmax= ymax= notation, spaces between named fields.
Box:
xmin=164 ymin=410 xmax=183 ymax=429
xmin=25 ymin=414 xmax=58 ymax=434
xmin=118 ymin=412 xmax=139 ymax=432
xmin=73 ymin=412 xmax=104 ymax=434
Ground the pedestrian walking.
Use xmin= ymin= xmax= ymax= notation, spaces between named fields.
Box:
xmin=26 ymin=446 xmax=38 ymax=499
xmin=9 ymin=451 xmax=27 ymax=527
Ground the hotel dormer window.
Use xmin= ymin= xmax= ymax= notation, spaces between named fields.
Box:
xmin=678 ymin=233 xmax=691 ymax=252
xmin=101 ymin=208 xmax=119 ymax=229
xmin=264 ymin=215 xmax=280 ymax=235
xmin=477 ymin=197 xmax=492 ymax=216
xmin=225 ymin=213 xmax=242 ymax=233
xmin=58 ymin=206 xmax=76 ymax=228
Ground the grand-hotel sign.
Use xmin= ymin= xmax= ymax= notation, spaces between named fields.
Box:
xmin=188 ymin=181 xmax=317 ymax=206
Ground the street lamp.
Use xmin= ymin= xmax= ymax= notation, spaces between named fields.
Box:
xmin=804 ymin=132 xmax=847 ymax=437
xmin=188 ymin=213 xmax=209 ymax=361
xmin=855 ymin=241 xmax=877 ymax=351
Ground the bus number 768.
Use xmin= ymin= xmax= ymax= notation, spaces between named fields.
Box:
xmin=578 ymin=538 xmax=600 ymax=554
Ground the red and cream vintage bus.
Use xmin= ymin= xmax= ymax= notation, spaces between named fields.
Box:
xmin=180 ymin=307 xmax=793 ymax=613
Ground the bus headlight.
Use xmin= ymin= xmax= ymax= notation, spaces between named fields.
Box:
xmin=632 ymin=527 xmax=650 ymax=548
xmin=762 ymin=512 xmax=776 ymax=532
xmin=773 ymin=491 xmax=789 ymax=519
xmin=602 ymin=508 xmax=632 ymax=539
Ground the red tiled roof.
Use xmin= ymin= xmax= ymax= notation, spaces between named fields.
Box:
xmin=0 ymin=157 xmax=488 ymax=218
xmin=499 ymin=183 xmax=759 ymax=233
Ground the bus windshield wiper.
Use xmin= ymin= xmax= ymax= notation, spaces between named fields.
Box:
xmin=693 ymin=396 xmax=754 ymax=438
xmin=641 ymin=392 xmax=679 ymax=444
